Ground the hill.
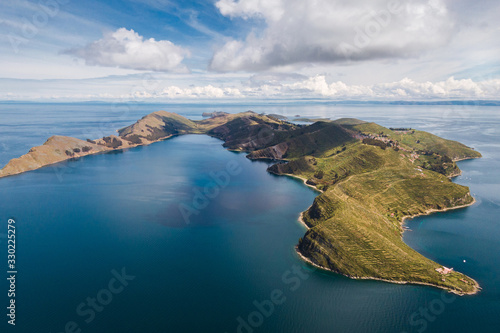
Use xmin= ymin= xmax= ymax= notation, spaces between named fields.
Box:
xmin=277 ymin=142 xmax=478 ymax=294
xmin=118 ymin=110 xmax=201 ymax=141
xmin=0 ymin=136 xmax=109 ymax=178
xmin=0 ymin=111 xmax=481 ymax=294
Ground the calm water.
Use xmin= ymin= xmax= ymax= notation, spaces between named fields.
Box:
xmin=0 ymin=103 xmax=499 ymax=332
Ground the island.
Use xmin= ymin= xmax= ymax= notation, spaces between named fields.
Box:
xmin=0 ymin=110 xmax=482 ymax=294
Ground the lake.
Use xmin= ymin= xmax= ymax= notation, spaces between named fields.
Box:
xmin=0 ymin=102 xmax=499 ymax=332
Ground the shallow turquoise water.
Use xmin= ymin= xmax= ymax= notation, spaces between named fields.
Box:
xmin=0 ymin=103 xmax=499 ymax=332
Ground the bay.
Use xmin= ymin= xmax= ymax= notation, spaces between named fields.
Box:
xmin=0 ymin=102 xmax=499 ymax=332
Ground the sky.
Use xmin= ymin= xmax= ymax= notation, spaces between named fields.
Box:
xmin=0 ymin=0 xmax=499 ymax=102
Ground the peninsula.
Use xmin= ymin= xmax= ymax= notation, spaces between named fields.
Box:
xmin=0 ymin=111 xmax=481 ymax=294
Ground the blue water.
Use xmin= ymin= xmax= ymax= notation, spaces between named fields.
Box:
xmin=0 ymin=103 xmax=499 ymax=332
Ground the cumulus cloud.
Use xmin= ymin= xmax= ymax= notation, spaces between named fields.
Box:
xmin=3 ymin=75 xmax=499 ymax=101
xmin=160 ymin=76 xmax=500 ymax=100
xmin=122 ymin=76 xmax=500 ymax=100
xmin=285 ymin=76 xmax=500 ymax=99
xmin=211 ymin=0 xmax=456 ymax=71
xmin=66 ymin=28 xmax=190 ymax=72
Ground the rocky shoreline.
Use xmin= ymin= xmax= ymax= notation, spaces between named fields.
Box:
xmin=295 ymin=245 xmax=480 ymax=295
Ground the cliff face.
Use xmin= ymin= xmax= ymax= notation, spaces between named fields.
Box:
xmin=246 ymin=142 xmax=289 ymax=159
xmin=0 ymin=136 xmax=109 ymax=178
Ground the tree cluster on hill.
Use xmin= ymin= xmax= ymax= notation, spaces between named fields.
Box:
xmin=103 ymin=136 xmax=123 ymax=148
xmin=420 ymin=154 xmax=455 ymax=175
xmin=389 ymin=127 xmax=412 ymax=131
xmin=124 ymin=134 xmax=142 ymax=144
xmin=202 ymin=111 xmax=229 ymax=118
xmin=362 ymin=138 xmax=387 ymax=150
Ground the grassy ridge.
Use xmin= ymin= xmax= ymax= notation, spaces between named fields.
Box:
xmin=248 ymin=122 xmax=356 ymax=160
xmin=265 ymin=123 xmax=481 ymax=294
xmin=205 ymin=112 xmax=297 ymax=151
xmin=118 ymin=111 xmax=201 ymax=141
xmin=298 ymin=167 xmax=477 ymax=293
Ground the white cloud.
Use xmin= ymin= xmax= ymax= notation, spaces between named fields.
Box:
xmin=66 ymin=28 xmax=190 ymax=72
xmin=127 ymin=76 xmax=500 ymax=100
xmin=161 ymin=85 xmax=243 ymax=98
xmin=216 ymin=0 xmax=285 ymax=20
xmin=282 ymin=76 xmax=500 ymax=99
xmin=211 ymin=0 xmax=456 ymax=71
xmin=2 ymin=74 xmax=499 ymax=101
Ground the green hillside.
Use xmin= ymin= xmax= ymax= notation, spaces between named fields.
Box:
xmin=284 ymin=144 xmax=477 ymax=293
xmin=264 ymin=119 xmax=481 ymax=294
xmin=349 ymin=122 xmax=482 ymax=161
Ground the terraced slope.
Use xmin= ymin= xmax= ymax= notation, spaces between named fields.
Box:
xmin=276 ymin=143 xmax=477 ymax=293
xmin=264 ymin=119 xmax=480 ymax=294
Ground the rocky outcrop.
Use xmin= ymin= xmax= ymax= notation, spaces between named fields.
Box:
xmin=247 ymin=142 xmax=289 ymax=160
